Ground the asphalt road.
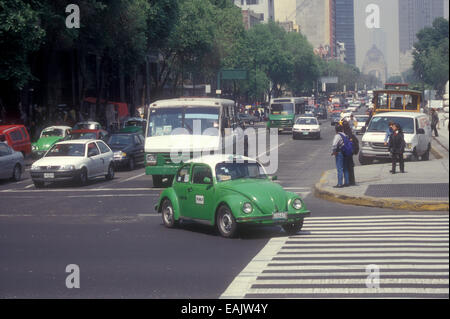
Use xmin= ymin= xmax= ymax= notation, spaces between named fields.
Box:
xmin=0 ymin=110 xmax=448 ymax=298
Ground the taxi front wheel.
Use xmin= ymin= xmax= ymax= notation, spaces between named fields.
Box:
xmin=216 ymin=205 xmax=237 ymax=238
xmin=161 ymin=199 xmax=178 ymax=228
xmin=282 ymin=220 xmax=304 ymax=235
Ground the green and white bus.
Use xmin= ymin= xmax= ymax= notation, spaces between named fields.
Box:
xmin=267 ymin=97 xmax=308 ymax=131
xmin=144 ymin=97 xmax=243 ymax=187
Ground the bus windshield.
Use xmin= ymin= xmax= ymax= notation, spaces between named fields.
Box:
xmin=271 ymin=103 xmax=293 ymax=115
xmin=147 ymin=107 xmax=220 ymax=137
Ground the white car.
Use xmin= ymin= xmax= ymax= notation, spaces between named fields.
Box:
xmin=30 ymin=139 xmax=114 ymax=188
xmin=292 ymin=116 xmax=321 ymax=139
xmin=354 ymin=115 xmax=369 ymax=134
xmin=347 ymin=103 xmax=360 ymax=112
xmin=340 ymin=111 xmax=353 ymax=121
xmin=359 ymin=112 xmax=432 ymax=165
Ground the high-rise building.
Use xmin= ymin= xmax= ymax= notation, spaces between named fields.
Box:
xmin=233 ymin=0 xmax=275 ymax=23
xmin=399 ymin=0 xmax=445 ymax=53
xmin=335 ymin=0 xmax=356 ymax=65
xmin=274 ymin=0 xmax=300 ymax=32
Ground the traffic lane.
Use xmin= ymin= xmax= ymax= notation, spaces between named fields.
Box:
xmin=0 ymin=213 xmax=279 ymax=298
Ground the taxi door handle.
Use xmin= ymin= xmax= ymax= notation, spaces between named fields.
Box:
xmin=187 ymin=187 xmax=193 ymax=192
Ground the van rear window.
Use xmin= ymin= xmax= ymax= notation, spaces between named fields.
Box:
xmin=9 ymin=129 xmax=23 ymax=141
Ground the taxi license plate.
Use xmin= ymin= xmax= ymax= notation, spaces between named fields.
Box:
xmin=44 ymin=173 xmax=54 ymax=179
xmin=273 ymin=212 xmax=288 ymax=220
xmin=302 ymin=132 xmax=309 ymax=135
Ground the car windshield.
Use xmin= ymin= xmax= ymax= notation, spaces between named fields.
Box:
xmin=271 ymin=103 xmax=293 ymax=115
xmin=70 ymin=132 xmax=97 ymax=140
xmin=296 ymin=118 xmax=318 ymax=125
xmin=107 ymin=134 xmax=132 ymax=145
xmin=147 ymin=107 xmax=219 ymax=137
xmin=355 ymin=116 xmax=369 ymax=122
xmin=73 ymin=123 xmax=99 ymax=130
xmin=215 ymin=162 xmax=267 ymax=182
xmin=41 ymin=129 xmax=64 ymax=137
xmin=46 ymin=144 xmax=85 ymax=157
xmin=367 ymin=117 xmax=415 ymax=134
xmin=125 ymin=120 xmax=144 ymax=127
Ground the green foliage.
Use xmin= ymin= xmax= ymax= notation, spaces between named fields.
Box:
xmin=413 ymin=17 xmax=449 ymax=94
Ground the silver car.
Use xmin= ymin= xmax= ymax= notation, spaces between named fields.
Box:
xmin=0 ymin=142 xmax=24 ymax=181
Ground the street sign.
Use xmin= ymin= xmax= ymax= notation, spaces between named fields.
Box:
xmin=320 ymin=76 xmax=338 ymax=84
xmin=221 ymin=69 xmax=247 ymax=80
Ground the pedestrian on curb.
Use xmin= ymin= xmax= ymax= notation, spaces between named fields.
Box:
xmin=388 ymin=123 xmax=406 ymax=174
xmin=342 ymin=120 xmax=359 ymax=186
xmin=384 ymin=121 xmax=395 ymax=146
xmin=431 ymin=108 xmax=439 ymax=137
xmin=331 ymin=125 xmax=350 ymax=188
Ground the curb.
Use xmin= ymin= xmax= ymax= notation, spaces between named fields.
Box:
xmin=314 ymin=171 xmax=449 ymax=212
xmin=430 ymin=145 xmax=443 ymax=159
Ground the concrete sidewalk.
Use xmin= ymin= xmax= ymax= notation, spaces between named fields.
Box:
xmin=314 ymin=158 xmax=449 ymax=211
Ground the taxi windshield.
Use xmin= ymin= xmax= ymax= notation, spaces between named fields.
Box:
xmin=147 ymin=107 xmax=219 ymax=137
xmin=215 ymin=162 xmax=267 ymax=182
xmin=46 ymin=144 xmax=85 ymax=157
xmin=296 ymin=118 xmax=318 ymax=125
xmin=41 ymin=129 xmax=63 ymax=137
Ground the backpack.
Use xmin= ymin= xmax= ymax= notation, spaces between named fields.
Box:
xmin=338 ymin=133 xmax=353 ymax=157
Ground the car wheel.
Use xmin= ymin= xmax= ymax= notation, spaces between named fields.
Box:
xmin=161 ymin=199 xmax=178 ymax=228
xmin=128 ymin=157 xmax=135 ymax=171
xmin=106 ymin=163 xmax=114 ymax=180
xmin=152 ymin=175 xmax=164 ymax=188
xmin=292 ymin=133 xmax=298 ymax=140
xmin=216 ymin=205 xmax=238 ymax=238
xmin=33 ymin=180 xmax=45 ymax=188
xmin=282 ymin=219 xmax=304 ymax=235
xmin=78 ymin=168 xmax=88 ymax=185
xmin=317 ymin=133 xmax=321 ymax=140
xmin=12 ymin=164 xmax=22 ymax=181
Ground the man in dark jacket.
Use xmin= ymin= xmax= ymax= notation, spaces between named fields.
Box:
xmin=431 ymin=108 xmax=439 ymax=137
xmin=389 ymin=123 xmax=406 ymax=174
xmin=342 ymin=120 xmax=359 ymax=185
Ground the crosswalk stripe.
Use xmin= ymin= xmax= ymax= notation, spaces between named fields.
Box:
xmin=221 ymin=214 xmax=449 ymax=299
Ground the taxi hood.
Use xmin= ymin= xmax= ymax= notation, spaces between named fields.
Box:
xmin=220 ymin=179 xmax=289 ymax=214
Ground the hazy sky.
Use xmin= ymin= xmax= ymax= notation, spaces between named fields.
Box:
xmin=354 ymin=0 xmax=400 ymax=77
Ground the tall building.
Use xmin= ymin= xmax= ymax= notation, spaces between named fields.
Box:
xmin=335 ymin=0 xmax=356 ymax=65
xmin=274 ymin=0 xmax=300 ymax=32
xmin=233 ymin=0 xmax=275 ymax=23
xmin=399 ymin=0 xmax=445 ymax=53
xmin=294 ymin=0 xmax=336 ymax=59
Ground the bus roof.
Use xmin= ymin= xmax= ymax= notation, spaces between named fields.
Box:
xmin=150 ymin=97 xmax=235 ymax=108
xmin=373 ymin=89 xmax=422 ymax=95
xmin=270 ymin=97 xmax=306 ymax=103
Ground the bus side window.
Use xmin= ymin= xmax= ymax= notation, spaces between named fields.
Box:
xmin=405 ymin=94 xmax=418 ymax=110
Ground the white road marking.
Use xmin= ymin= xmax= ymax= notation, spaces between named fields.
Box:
xmin=24 ymin=184 xmax=34 ymax=189
xmin=0 ymin=187 xmax=163 ymax=193
xmin=221 ymin=215 xmax=449 ymax=299
xmin=117 ymin=173 xmax=146 ymax=183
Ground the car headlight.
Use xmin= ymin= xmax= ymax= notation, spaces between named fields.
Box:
xmin=146 ymin=153 xmax=157 ymax=165
xmin=242 ymin=202 xmax=253 ymax=214
xmin=292 ymin=198 xmax=303 ymax=210
xmin=31 ymin=164 xmax=39 ymax=171
xmin=405 ymin=143 xmax=413 ymax=150
xmin=59 ymin=165 xmax=75 ymax=171
xmin=362 ymin=141 xmax=369 ymax=147
xmin=114 ymin=151 xmax=127 ymax=158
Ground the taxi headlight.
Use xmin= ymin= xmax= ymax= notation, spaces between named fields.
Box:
xmin=146 ymin=154 xmax=157 ymax=165
xmin=242 ymin=202 xmax=253 ymax=214
xmin=59 ymin=165 xmax=75 ymax=171
xmin=31 ymin=164 xmax=39 ymax=171
xmin=292 ymin=198 xmax=303 ymax=210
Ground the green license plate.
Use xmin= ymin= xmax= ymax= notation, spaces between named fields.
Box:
xmin=273 ymin=212 xmax=288 ymax=220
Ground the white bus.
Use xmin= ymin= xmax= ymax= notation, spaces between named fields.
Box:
xmin=144 ymin=97 xmax=245 ymax=187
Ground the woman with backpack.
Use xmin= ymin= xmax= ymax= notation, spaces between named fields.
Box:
xmin=389 ymin=123 xmax=406 ymax=174
xmin=331 ymin=125 xmax=350 ymax=188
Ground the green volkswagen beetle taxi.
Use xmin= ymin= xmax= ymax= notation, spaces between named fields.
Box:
xmin=155 ymin=154 xmax=311 ymax=238
xmin=32 ymin=126 xmax=71 ymax=158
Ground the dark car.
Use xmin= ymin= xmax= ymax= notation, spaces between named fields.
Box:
xmin=316 ymin=106 xmax=328 ymax=119
xmin=330 ymin=113 xmax=341 ymax=126
xmin=68 ymin=129 xmax=109 ymax=141
xmin=105 ymin=132 xmax=145 ymax=170
xmin=238 ymin=113 xmax=258 ymax=126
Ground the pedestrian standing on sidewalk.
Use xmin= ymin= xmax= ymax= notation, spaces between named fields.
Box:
xmin=389 ymin=123 xmax=406 ymax=174
xmin=431 ymin=108 xmax=439 ymax=137
xmin=342 ymin=120 xmax=359 ymax=186
xmin=331 ymin=125 xmax=350 ymax=188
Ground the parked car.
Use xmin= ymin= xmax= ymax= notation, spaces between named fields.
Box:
xmin=105 ymin=132 xmax=145 ymax=170
xmin=354 ymin=115 xmax=369 ymax=134
xmin=0 ymin=125 xmax=31 ymax=156
xmin=359 ymin=112 xmax=432 ymax=165
xmin=31 ymin=126 xmax=72 ymax=158
xmin=120 ymin=117 xmax=147 ymax=135
xmin=30 ymin=139 xmax=114 ymax=187
xmin=72 ymin=121 xmax=102 ymax=130
xmin=68 ymin=129 xmax=108 ymax=141
xmin=0 ymin=142 xmax=24 ymax=181
xmin=292 ymin=116 xmax=321 ymax=140
xmin=155 ymin=154 xmax=311 ymax=238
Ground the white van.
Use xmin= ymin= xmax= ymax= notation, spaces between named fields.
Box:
xmin=359 ymin=112 xmax=432 ymax=165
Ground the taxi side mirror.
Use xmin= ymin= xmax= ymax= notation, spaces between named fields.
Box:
xmin=203 ymin=177 xmax=212 ymax=184
xmin=270 ymin=175 xmax=278 ymax=181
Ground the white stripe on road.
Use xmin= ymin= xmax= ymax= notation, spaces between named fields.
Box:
xmin=268 ymin=259 xmax=448 ymax=264
xmin=281 ymin=242 xmax=449 ymax=247
xmin=246 ymin=288 xmax=449 ymax=295
xmin=301 ymin=215 xmax=449 ymax=220
xmin=264 ymin=264 xmax=449 ymax=270
xmin=0 ymin=187 xmax=163 ymax=192
xmin=257 ymin=272 xmax=450 ymax=277
xmin=275 ymin=253 xmax=449 ymax=257
xmin=285 ymin=237 xmax=448 ymax=241
xmin=280 ymin=247 xmax=449 ymax=252
xmin=117 ymin=173 xmax=146 ymax=183
xmin=24 ymin=184 xmax=34 ymax=189
xmin=253 ymin=278 xmax=449 ymax=285
xmin=303 ymin=221 xmax=449 ymax=226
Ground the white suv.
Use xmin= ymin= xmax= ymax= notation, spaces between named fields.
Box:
xmin=359 ymin=112 xmax=432 ymax=165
